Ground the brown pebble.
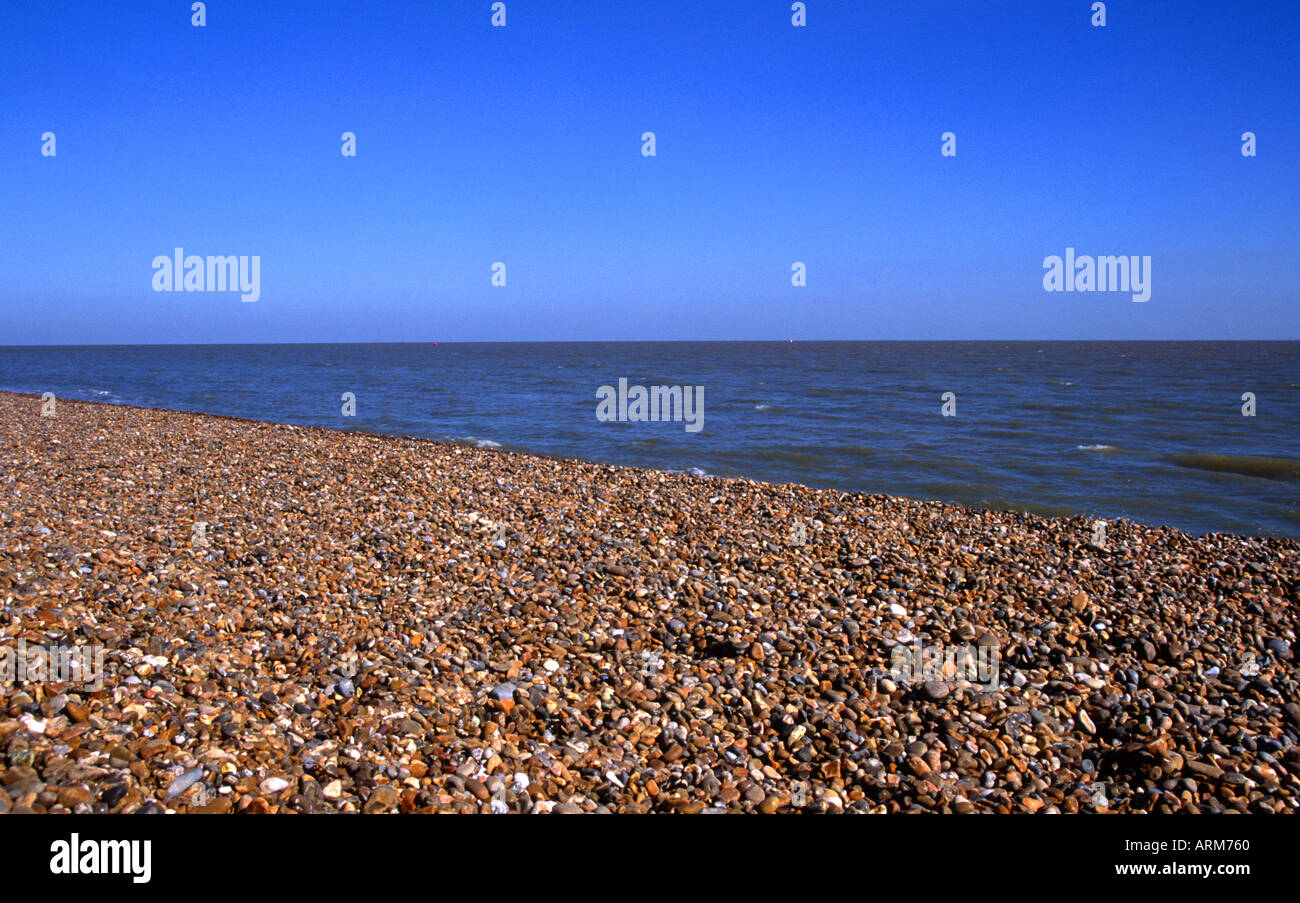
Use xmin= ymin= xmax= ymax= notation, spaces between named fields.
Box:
xmin=363 ymin=784 xmax=398 ymax=814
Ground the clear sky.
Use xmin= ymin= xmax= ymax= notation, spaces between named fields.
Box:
xmin=1 ymin=0 xmax=1297 ymax=343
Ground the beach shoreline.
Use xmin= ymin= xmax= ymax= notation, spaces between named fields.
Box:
xmin=2 ymin=388 xmax=1293 ymax=540
xmin=2 ymin=390 xmax=1297 ymax=813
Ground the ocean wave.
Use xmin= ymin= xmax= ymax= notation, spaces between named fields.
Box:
xmin=1169 ymin=453 xmax=1300 ymax=481
xmin=451 ymin=436 xmax=502 ymax=449
xmin=828 ymin=444 xmax=882 ymax=457
xmin=85 ymin=388 xmax=126 ymax=404
xmin=664 ymin=466 xmax=713 ymax=478
xmin=1076 ymin=444 xmax=1119 ymax=452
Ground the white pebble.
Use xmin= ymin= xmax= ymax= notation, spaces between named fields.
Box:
xmin=260 ymin=777 xmax=290 ymax=794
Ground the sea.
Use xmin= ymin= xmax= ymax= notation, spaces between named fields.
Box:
xmin=1 ymin=341 xmax=1297 ymax=539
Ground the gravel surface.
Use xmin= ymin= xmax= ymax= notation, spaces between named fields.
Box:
xmin=2 ymin=391 xmax=1298 ymax=813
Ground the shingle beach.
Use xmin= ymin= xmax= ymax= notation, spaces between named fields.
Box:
xmin=2 ymin=391 xmax=1298 ymax=813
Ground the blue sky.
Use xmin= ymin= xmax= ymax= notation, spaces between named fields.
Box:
xmin=1 ymin=0 xmax=1296 ymax=342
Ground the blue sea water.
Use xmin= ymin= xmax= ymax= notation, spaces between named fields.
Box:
xmin=1 ymin=341 xmax=1297 ymax=538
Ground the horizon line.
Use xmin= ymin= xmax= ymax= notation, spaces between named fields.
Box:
xmin=4 ymin=338 xmax=1300 ymax=348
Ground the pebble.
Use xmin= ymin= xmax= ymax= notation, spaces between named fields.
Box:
xmin=260 ymin=777 xmax=290 ymax=795
xmin=1266 ymin=638 xmax=1292 ymax=660
xmin=921 ymin=681 xmax=950 ymax=702
xmin=165 ymin=769 xmax=204 ymax=801
xmin=362 ymin=785 xmax=398 ymax=814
